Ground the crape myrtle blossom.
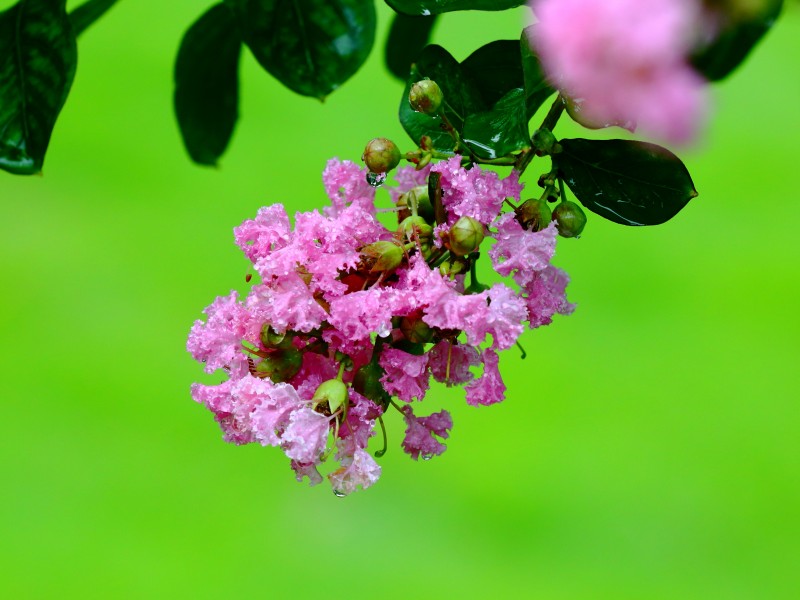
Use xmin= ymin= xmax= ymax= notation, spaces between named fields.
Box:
xmin=187 ymin=158 xmax=575 ymax=496
xmin=531 ymin=0 xmax=709 ymax=144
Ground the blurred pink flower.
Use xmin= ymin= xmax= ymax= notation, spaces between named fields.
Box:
xmin=531 ymin=0 xmax=708 ymax=143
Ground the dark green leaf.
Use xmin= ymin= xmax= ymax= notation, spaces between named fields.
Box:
xmin=520 ymin=26 xmax=555 ymax=118
xmin=226 ymin=0 xmax=375 ymax=99
xmin=557 ymin=139 xmax=698 ymax=226
xmin=399 ymin=44 xmax=484 ymax=151
xmin=463 ymin=88 xmax=529 ymax=159
xmin=460 ymin=40 xmax=523 ymax=107
xmin=0 ymin=0 xmax=77 ymax=175
xmin=69 ymin=0 xmax=117 ymax=36
xmin=174 ymin=3 xmax=242 ymax=167
xmin=692 ymin=1 xmax=783 ymax=81
xmin=385 ymin=0 xmax=523 ymax=15
xmin=385 ymin=13 xmax=437 ymax=80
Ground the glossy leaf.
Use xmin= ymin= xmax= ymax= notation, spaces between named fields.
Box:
xmin=557 ymin=139 xmax=698 ymax=226
xmin=692 ymin=0 xmax=783 ymax=81
xmin=385 ymin=0 xmax=524 ymax=15
xmin=385 ymin=13 xmax=437 ymax=80
xmin=399 ymin=45 xmax=484 ymax=151
xmin=460 ymin=40 xmax=523 ymax=107
xmin=69 ymin=0 xmax=118 ymax=36
xmin=0 ymin=0 xmax=77 ymax=175
xmin=226 ymin=0 xmax=375 ymax=99
xmin=520 ymin=26 xmax=556 ymax=118
xmin=174 ymin=3 xmax=242 ymax=166
xmin=463 ymin=88 xmax=529 ymax=159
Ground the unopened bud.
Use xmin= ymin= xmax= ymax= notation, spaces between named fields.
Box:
xmin=448 ymin=216 xmax=484 ymax=256
xmin=397 ymin=185 xmax=434 ymax=222
xmin=254 ymin=349 xmax=303 ymax=383
xmin=409 ymin=79 xmax=443 ymax=115
xmin=515 ymin=198 xmax=552 ymax=232
xmin=552 ymin=201 xmax=587 ymax=238
xmin=312 ymin=378 xmax=348 ymax=414
xmin=398 ymin=215 xmax=433 ymax=242
xmin=361 ymin=240 xmax=404 ymax=273
xmin=532 ymin=128 xmax=558 ymax=155
xmin=400 ymin=316 xmax=433 ymax=344
xmin=362 ymin=138 xmax=401 ymax=174
xmin=260 ymin=324 xmax=294 ymax=349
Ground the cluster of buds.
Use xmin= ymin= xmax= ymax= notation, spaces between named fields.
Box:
xmin=187 ymin=153 xmax=575 ymax=496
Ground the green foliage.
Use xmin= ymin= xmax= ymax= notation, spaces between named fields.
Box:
xmin=557 ymin=139 xmax=698 ymax=226
xmin=692 ymin=0 xmax=783 ymax=81
xmin=174 ymin=3 xmax=242 ymax=167
xmin=225 ymin=0 xmax=376 ymax=99
xmin=0 ymin=0 xmax=76 ymax=175
xmin=385 ymin=13 xmax=437 ymax=80
xmin=384 ymin=0 xmax=524 ymax=15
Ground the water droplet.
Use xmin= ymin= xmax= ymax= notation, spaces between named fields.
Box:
xmin=422 ymin=453 xmax=433 ymax=461
xmin=332 ymin=488 xmax=346 ymax=498
xmin=366 ymin=171 xmax=387 ymax=187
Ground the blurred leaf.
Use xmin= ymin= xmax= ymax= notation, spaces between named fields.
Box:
xmin=460 ymin=40 xmax=523 ymax=107
xmin=520 ymin=25 xmax=556 ymax=118
xmin=692 ymin=0 xmax=783 ymax=81
xmin=557 ymin=139 xmax=698 ymax=226
xmin=174 ymin=3 xmax=242 ymax=167
xmin=463 ymin=88 xmax=529 ymax=159
xmin=69 ymin=0 xmax=118 ymax=36
xmin=399 ymin=44 xmax=484 ymax=151
xmin=385 ymin=0 xmax=524 ymax=15
xmin=385 ymin=13 xmax=437 ymax=80
xmin=0 ymin=0 xmax=77 ymax=175
xmin=226 ymin=0 xmax=375 ymax=99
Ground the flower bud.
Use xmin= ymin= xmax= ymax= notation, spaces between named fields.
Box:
xmin=515 ymin=198 xmax=552 ymax=232
xmin=409 ymin=79 xmax=443 ymax=115
xmin=260 ymin=324 xmax=294 ymax=349
xmin=254 ymin=349 xmax=303 ymax=383
xmin=400 ymin=316 xmax=433 ymax=344
xmin=360 ymin=240 xmax=404 ymax=273
xmin=362 ymin=138 xmax=401 ymax=174
xmin=552 ymin=201 xmax=587 ymax=238
xmin=448 ymin=216 xmax=484 ymax=256
xmin=312 ymin=378 xmax=348 ymax=414
xmin=397 ymin=185 xmax=434 ymax=223
xmin=398 ymin=215 xmax=433 ymax=242
xmin=532 ymin=128 xmax=558 ymax=156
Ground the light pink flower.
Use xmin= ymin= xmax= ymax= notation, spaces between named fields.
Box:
xmin=322 ymin=158 xmax=377 ymax=215
xmin=402 ymin=406 xmax=453 ymax=460
xmin=489 ymin=216 xmax=557 ymax=287
xmin=328 ymin=448 xmax=382 ymax=496
xmin=281 ymin=408 xmax=331 ymax=463
xmin=187 ymin=291 xmax=257 ymax=374
xmin=524 ymin=265 xmax=575 ymax=328
xmin=234 ymin=204 xmax=291 ymax=262
xmin=379 ymin=348 xmax=430 ymax=402
xmin=532 ymin=0 xmax=708 ymax=143
xmin=464 ymin=284 xmax=528 ymax=351
xmin=465 ymin=349 xmax=506 ymax=407
xmin=388 ymin=163 xmax=432 ymax=203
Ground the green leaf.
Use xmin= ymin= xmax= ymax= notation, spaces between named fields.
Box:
xmin=399 ymin=44 xmax=484 ymax=151
xmin=463 ymin=88 xmax=529 ymax=159
xmin=385 ymin=13 xmax=437 ymax=80
xmin=69 ymin=0 xmax=118 ymax=37
xmin=385 ymin=0 xmax=524 ymax=15
xmin=226 ymin=0 xmax=375 ymax=99
xmin=460 ymin=40 xmax=523 ymax=107
xmin=0 ymin=0 xmax=77 ymax=175
xmin=174 ymin=4 xmax=242 ymax=167
xmin=692 ymin=1 xmax=783 ymax=81
xmin=520 ymin=26 xmax=556 ymax=118
xmin=557 ymin=139 xmax=698 ymax=226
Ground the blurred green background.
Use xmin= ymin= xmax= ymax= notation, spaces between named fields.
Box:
xmin=1 ymin=1 xmax=799 ymax=598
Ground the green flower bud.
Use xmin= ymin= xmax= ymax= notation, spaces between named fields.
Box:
xmin=515 ymin=198 xmax=552 ymax=232
xmin=398 ymin=215 xmax=433 ymax=242
xmin=448 ymin=216 xmax=484 ymax=256
xmin=409 ymin=79 xmax=443 ymax=115
xmin=353 ymin=362 xmax=390 ymax=408
xmin=312 ymin=379 xmax=348 ymax=414
xmin=400 ymin=316 xmax=433 ymax=344
xmin=532 ymin=128 xmax=558 ymax=156
xmin=397 ymin=185 xmax=434 ymax=223
xmin=260 ymin=324 xmax=295 ymax=349
xmin=362 ymin=138 xmax=401 ymax=174
xmin=552 ymin=201 xmax=587 ymax=238
xmin=254 ymin=349 xmax=303 ymax=383
xmin=360 ymin=240 xmax=404 ymax=273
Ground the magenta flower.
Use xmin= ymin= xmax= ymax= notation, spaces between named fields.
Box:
xmin=531 ymin=0 xmax=708 ymax=143
xmin=401 ymin=406 xmax=453 ymax=460
xmin=379 ymin=348 xmax=430 ymax=402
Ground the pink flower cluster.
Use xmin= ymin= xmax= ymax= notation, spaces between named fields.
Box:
xmin=531 ymin=0 xmax=709 ymax=143
xmin=187 ymin=158 xmax=574 ymax=495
